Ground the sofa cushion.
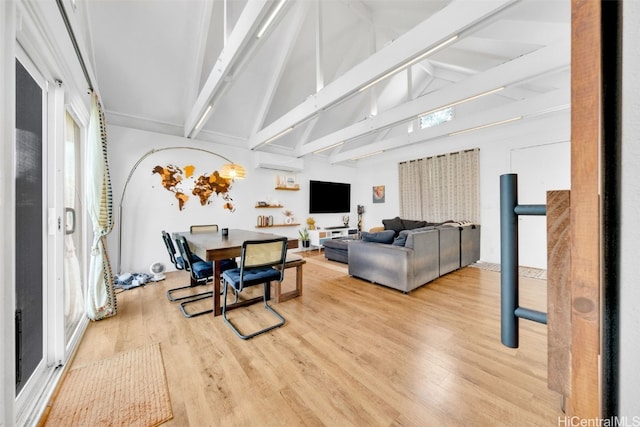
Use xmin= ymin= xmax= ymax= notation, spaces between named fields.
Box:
xmin=401 ymin=219 xmax=428 ymax=230
xmin=362 ymin=230 xmax=395 ymax=244
xmin=382 ymin=217 xmax=404 ymax=236
xmin=405 ymin=226 xmax=435 ymax=234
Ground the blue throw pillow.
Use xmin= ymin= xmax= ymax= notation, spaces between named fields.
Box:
xmin=393 ymin=230 xmax=411 ymax=246
xmin=392 ymin=236 xmax=406 ymax=246
xmin=362 ymin=230 xmax=395 ymax=244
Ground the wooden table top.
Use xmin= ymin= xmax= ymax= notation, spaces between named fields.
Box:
xmin=174 ymin=229 xmax=297 ymax=261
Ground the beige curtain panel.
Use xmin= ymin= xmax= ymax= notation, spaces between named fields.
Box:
xmin=399 ymin=148 xmax=479 ymax=223
xmin=86 ymin=92 xmax=117 ymax=320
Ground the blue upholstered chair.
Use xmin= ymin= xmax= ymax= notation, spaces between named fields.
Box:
xmin=175 ymin=235 xmax=237 ymax=318
xmin=221 ymin=237 xmax=288 ymax=339
xmin=162 ymin=230 xmax=206 ymax=302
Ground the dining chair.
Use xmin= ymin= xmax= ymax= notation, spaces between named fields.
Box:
xmin=190 ymin=224 xmax=219 ymax=233
xmin=173 ymin=235 xmax=215 ymax=317
xmin=221 ymin=237 xmax=288 ymax=339
xmin=162 ymin=230 xmax=207 ymax=302
xmin=175 ymin=235 xmax=238 ymax=318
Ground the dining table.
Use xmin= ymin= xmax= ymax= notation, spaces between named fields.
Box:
xmin=173 ymin=228 xmax=299 ymax=316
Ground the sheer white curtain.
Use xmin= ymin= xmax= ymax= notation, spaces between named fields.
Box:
xmin=399 ymin=148 xmax=479 ymax=223
xmin=86 ymin=92 xmax=116 ymax=320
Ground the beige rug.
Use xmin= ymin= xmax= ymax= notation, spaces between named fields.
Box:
xmin=45 ymin=343 xmax=172 ymax=427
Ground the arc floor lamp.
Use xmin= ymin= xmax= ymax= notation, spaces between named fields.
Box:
xmin=117 ymin=146 xmax=245 ymax=275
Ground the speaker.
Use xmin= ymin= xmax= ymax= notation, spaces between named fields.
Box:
xmin=357 ymin=205 xmax=364 ymax=214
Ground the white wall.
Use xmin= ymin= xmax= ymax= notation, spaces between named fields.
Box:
xmin=109 ymin=111 xmax=570 ymax=274
xmin=106 ymin=125 xmax=358 ymax=274
xmin=620 ymin=0 xmax=640 ymax=417
xmin=354 ymin=111 xmax=570 ymax=269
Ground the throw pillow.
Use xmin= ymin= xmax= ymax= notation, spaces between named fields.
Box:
xmin=382 ymin=216 xmax=404 ymax=236
xmin=392 ymin=230 xmax=410 ymax=247
xmin=362 ymin=230 xmax=395 ymax=244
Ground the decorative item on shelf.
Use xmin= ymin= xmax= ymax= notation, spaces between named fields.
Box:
xmin=275 ymin=175 xmax=299 ymax=190
xmin=342 ymin=214 xmax=349 ymax=227
xmin=283 ymin=209 xmax=294 ymax=224
xmin=306 ymin=217 xmax=316 ymax=230
xmin=257 ymin=215 xmax=274 ymax=227
xmin=285 ymin=175 xmax=297 ymax=188
xmin=298 ymin=227 xmax=310 ymax=248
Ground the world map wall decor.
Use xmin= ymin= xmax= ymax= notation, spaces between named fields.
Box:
xmin=152 ymin=164 xmax=235 ymax=212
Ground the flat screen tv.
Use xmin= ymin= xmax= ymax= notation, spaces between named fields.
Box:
xmin=309 ymin=180 xmax=351 ymax=214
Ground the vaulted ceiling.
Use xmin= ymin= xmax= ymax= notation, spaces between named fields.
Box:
xmin=82 ymin=0 xmax=570 ymax=166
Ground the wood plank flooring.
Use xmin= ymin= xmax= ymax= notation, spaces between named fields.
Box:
xmin=51 ymin=253 xmax=563 ymax=426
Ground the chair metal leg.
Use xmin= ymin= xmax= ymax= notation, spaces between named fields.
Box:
xmin=222 ymin=281 xmax=286 ymax=340
xmin=167 ymin=285 xmax=211 ymax=302
xmin=179 ymin=292 xmax=214 ymax=318
xmin=180 ymin=282 xmax=236 ymax=318
xmin=166 ymin=275 xmax=209 ymax=302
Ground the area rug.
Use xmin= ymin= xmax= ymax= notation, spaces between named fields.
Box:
xmin=469 ymin=261 xmax=547 ymax=280
xmin=45 ymin=343 xmax=172 ymax=427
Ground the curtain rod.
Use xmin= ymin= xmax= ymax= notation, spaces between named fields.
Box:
xmin=56 ymin=0 xmax=94 ymax=92
xmin=399 ymin=147 xmax=479 ymax=165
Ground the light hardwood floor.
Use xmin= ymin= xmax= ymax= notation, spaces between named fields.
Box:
xmin=48 ymin=253 xmax=563 ymax=426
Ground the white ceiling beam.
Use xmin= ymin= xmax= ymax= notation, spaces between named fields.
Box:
xmin=248 ymin=0 xmax=516 ymax=150
xmin=315 ymin=0 xmax=324 ymax=92
xmin=185 ymin=0 xmax=213 ymax=111
xmin=183 ymin=0 xmax=272 ymax=138
xmin=252 ymin=2 xmax=308 ymax=135
xmin=299 ymin=40 xmax=569 ymax=157
xmin=328 ymin=87 xmax=569 ymax=164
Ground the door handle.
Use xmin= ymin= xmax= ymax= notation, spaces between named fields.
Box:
xmin=65 ymin=207 xmax=76 ymax=235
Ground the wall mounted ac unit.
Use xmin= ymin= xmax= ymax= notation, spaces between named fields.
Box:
xmin=254 ymin=152 xmax=304 ymax=172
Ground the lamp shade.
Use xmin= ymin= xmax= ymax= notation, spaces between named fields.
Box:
xmin=220 ymin=163 xmax=246 ymax=179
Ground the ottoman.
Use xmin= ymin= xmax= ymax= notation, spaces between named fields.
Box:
xmin=323 ymin=238 xmax=351 ymax=263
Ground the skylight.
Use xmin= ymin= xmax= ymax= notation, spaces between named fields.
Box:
xmin=420 ymin=107 xmax=454 ymax=129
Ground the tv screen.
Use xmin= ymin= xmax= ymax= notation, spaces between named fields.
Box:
xmin=309 ymin=180 xmax=351 ymax=214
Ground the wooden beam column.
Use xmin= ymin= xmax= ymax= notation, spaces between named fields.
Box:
xmin=547 ymin=190 xmax=571 ymax=400
xmin=570 ymin=0 xmax=601 ymax=417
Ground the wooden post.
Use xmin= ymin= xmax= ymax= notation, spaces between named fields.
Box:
xmin=547 ymin=190 xmax=571 ymax=399
xmin=570 ymin=0 xmax=601 ymax=417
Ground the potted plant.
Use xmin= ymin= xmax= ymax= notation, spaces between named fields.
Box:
xmin=298 ymin=227 xmax=310 ymax=248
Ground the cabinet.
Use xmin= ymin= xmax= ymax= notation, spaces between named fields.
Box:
xmin=308 ymin=227 xmax=358 ymax=248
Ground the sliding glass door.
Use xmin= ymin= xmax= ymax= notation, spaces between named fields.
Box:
xmin=15 ymin=57 xmax=46 ymax=396
xmin=14 ymin=51 xmax=88 ymax=423
xmin=63 ymin=112 xmax=85 ymax=347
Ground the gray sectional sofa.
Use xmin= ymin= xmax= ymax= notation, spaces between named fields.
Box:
xmin=347 ymin=219 xmax=480 ymax=293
